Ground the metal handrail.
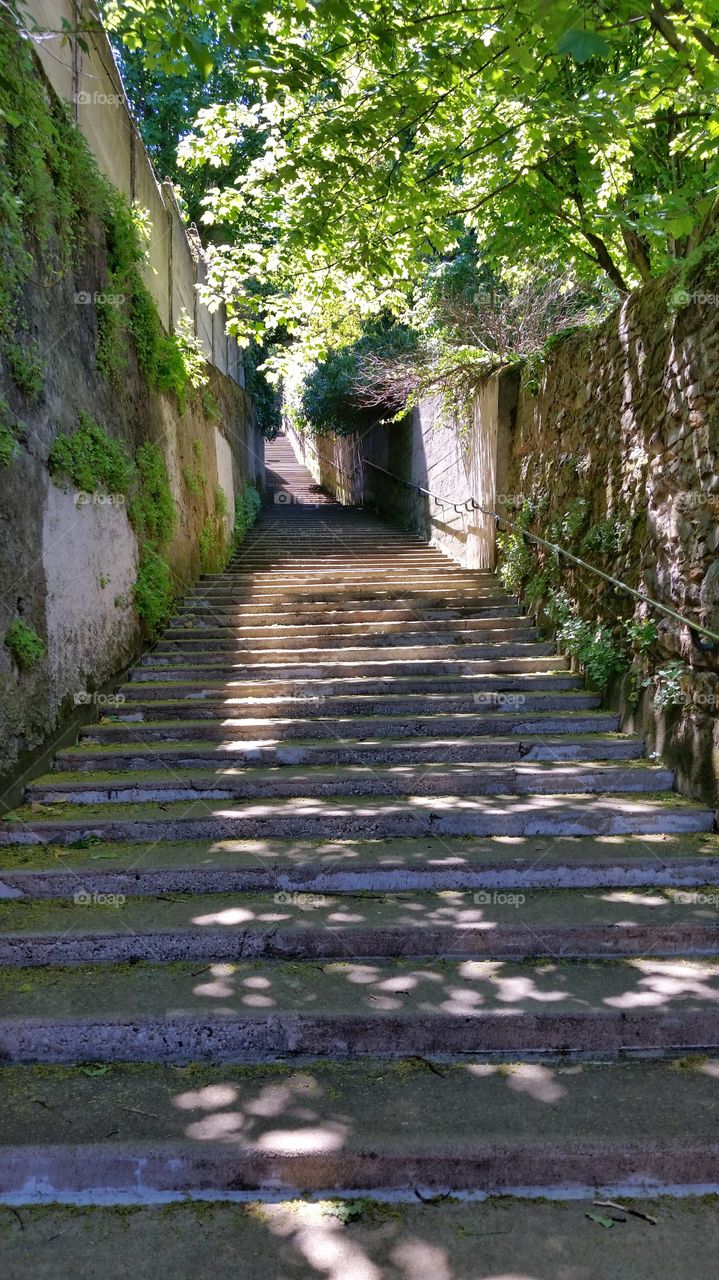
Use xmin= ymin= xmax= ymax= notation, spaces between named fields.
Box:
xmin=362 ymin=456 xmax=719 ymax=650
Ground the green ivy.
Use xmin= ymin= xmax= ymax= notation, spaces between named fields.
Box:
xmin=557 ymin=616 xmax=627 ymax=691
xmin=6 ymin=342 xmax=44 ymax=400
xmin=4 ymin=619 xmax=45 ymax=670
xmin=580 ymin=517 xmax=630 ymax=560
xmin=234 ymin=482 xmax=261 ymax=543
xmin=0 ymin=396 xmax=22 ymax=469
xmin=128 ymin=442 xmax=175 ymax=546
xmin=182 ymin=466 xmax=204 ymax=498
xmin=133 ymin=543 xmax=173 ymax=633
xmin=652 ymin=660 xmax=688 ymax=709
xmin=48 ymin=412 xmax=133 ymax=495
xmin=199 ymin=485 xmax=230 ymax=572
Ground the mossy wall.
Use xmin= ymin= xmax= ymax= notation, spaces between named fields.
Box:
xmin=499 ymin=268 xmax=719 ymax=806
xmin=0 ymin=35 xmax=263 ymax=788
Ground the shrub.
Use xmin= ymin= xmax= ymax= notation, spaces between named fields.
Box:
xmin=5 ymin=619 xmax=45 ymax=669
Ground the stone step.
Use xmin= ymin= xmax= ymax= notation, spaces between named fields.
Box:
xmin=24 ymin=760 xmax=676 ymax=806
xmin=153 ymin=624 xmax=540 ymax=651
xmin=1 ymin=794 xmax=712 ymax=846
xmin=3 ymin=832 xmax=718 ymax=899
xmin=81 ymin=710 xmax=620 ymax=743
xmin=1 ymin=887 xmax=717 ymax=966
xmin=136 ymin=643 xmax=554 ymax=673
xmin=165 ymin=612 xmax=529 ymax=640
xmin=140 ymin=636 xmax=546 ymax=665
xmin=175 ymin=601 xmax=522 ymax=623
xmin=57 ymin=732 xmax=642 ymax=771
xmin=2 ymin=956 xmax=719 ymax=1062
xmin=2 ymin=1058 xmax=715 ymax=1198
xmin=115 ymin=675 xmax=588 ymax=709
xmin=127 ymin=654 xmax=568 ymax=682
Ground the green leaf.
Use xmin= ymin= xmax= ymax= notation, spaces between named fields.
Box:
xmin=665 ymin=213 xmax=694 ymax=237
xmin=557 ymin=29 xmax=612 ymax=63
xmin=585 ymin=1212 xmax=615 ymax=1229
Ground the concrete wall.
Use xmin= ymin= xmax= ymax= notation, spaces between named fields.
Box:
xmin=25 ymin=0 xmax=243 ymax=381
xmin=287 ymin=369 xmax=516 ymax=568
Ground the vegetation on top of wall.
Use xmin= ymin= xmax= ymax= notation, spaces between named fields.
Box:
xmin=4 ymin=619 xmax=45 ymax=670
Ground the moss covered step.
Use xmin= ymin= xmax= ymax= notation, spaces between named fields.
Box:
xmin=54 ymin=732 xmax=643 ymax=772
xmin=3 ymin=1058 xmax=717 ymax=1198
xmin=24 ymin=760 xmax=676 ymax=806
xmin=2 ymin=956 xmax=719 ymax=1061
xmin=1 ymin=887 xmax=718 ymax=966
xmin=79 ymin=710 xmax=622 ymax=744
xmin=1 ymin=794 xmax=713 ymax=846
xmin=2 ymin=833 xmax=719 ymax=898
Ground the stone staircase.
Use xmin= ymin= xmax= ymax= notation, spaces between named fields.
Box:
xmin=0 ymin=434 xmax=718 ymax=1202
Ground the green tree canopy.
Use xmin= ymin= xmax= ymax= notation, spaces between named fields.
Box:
xmin=101 ymin=0 xmax=719 ymax=346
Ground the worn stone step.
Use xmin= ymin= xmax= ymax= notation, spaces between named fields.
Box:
xmin=165 ymin=612 xmax=529 ymax=640
xmin=3 ymin=833 xmax=718 ymax=899
xmin=81 ymin=710 xmax=621 ymax=744
xmin=175 ymin=601 xmax=523 ymax=623
xmin=57 ymin=732 xmax=642 ymax=772
xmin=25 ymin=760 xmax=676 ymax=806
xmin=1 ymin=794 xmax=712 ymax=846
xmin=128 ymin=655 xmax=568 ymax=683
xmin=2 ymin=956 xmax=719 ymax=1062
xmin=115 ymin=675 xmax=587 ymax=709
xmin=139 ymin=638 xmax=548 ymax=667
xmin=1 ymin=888 xmax=717 ymax=966
xmin=154 ymin=624 xmax=540 ymax=651
xmin=2 ymin=1058 xmax=715 ymax=1198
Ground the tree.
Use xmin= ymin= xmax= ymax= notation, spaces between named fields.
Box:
xmin=101 ymin=0 xmax=719 ymax=343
